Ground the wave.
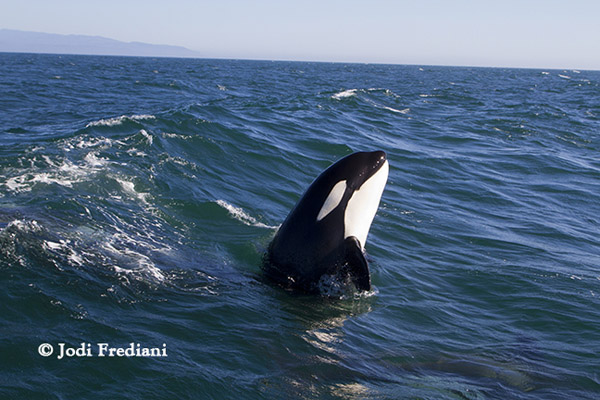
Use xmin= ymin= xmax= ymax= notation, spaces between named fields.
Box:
xmin=4 ymin=219 xmax=43 ymax=233
xmin=25 ymin=219 xmax=168 ymax=283
xmin=101 ymin=235 xmax=166 ymax=283
xmin=382 ymin=106 xmax=410 ymax=114
xmin=3 ymin=153 xmax=106 ymax=193
xmin=83 ymin=152 xmax=109 ymax=167
xmin=1 ymin=129 xmax=153 ymax=195
xmin=216 ymin=200 xmax=277 ymax=229
xmin=116 ymin=178 xmax=150 ymax=204
xmin=331 ymin=89 xmax=358 ymax=100
xmin=139 ymin=129 xmax=153 ymax=145
xmin=332 ymin=88 xmax=398 ymax=100
xmin=331 ymin=88 xmax=409 ymax=114
xmin=42 ymin=238 xmax=86 ymax=268
xmin=85 ymin=114 xmax=155 ymax=128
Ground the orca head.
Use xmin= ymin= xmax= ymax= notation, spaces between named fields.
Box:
xmin=314 ymin=150 xmax=389 ymax=250
xmin=265 ymin=150 xmax=388 ymax=293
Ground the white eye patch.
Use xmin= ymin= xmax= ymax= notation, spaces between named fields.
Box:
xmin=316 ymin=180 xmax=347 ymax=221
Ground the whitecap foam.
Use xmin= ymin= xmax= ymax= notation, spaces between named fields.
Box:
xmin=44 ymin=240 xmax=63 ymax=251
xmin=366 ymin=88 xmax=396 ymax=97
xmin=86 ymin=114 xmax=155 ymax=128
xmin=383 ymin=106 xmax=410 ymax=114
xmin=6 ymin=219 xmax=42 ymax=232
xmin=161 ymin=132 xmax=196 ymax=141
xmin=42 ymin=155 xmax=58 ymax=167
xmin=102 ymin=240 xmax=165 ymax=282
xmin=139 ymin=129 xmax=153 ymax=145
xmin=3 ymin=155 xmax=107 ymax=193
xmin=31 ymin=172 xmax=76 ymax=188
xmin=361 ymin=95 xmax=409 ymax=115
xmin=68 ymin=251 xmax=85 ymax=266
xmin=116 ymin=178 xmax=150 ymax=204
xmin=84 ymin=152 xmax=108 ymax=167
xmin=332 ymin=89 xmax=358 ymax=100
xmin=216 ymin=200 xmax=276 ymax=229
xmin=5 ymin=176 xmax=31 ymax=192
xmin=126 ymin=149 xmax=148 ymax=158
xmin=75 ymin=137 xmax=113 ymax=149
xmin=42 ymin=238 xmax=85 ymax=266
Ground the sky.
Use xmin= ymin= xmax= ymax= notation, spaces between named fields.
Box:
xmin=2 ymin=0 xmax=599 ymax=70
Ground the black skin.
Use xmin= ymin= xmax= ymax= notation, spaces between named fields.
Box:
xmin=344 ymin=236 xmax=371 ymax=291
xmin=263 ymin=151 xmax=386 ymax=293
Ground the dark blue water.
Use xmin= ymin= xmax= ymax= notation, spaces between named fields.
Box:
xmin=1 ymin=53 xmax=599 ymax=399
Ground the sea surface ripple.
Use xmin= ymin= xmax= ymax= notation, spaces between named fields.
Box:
xmin=1 ymin=53 xmax=599 ymax=399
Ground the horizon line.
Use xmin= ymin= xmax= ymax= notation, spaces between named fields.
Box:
xmin=1 ymin=30 xmax=597 ymax=72
xmin=2 ymin=50 xmax=598 ymax=73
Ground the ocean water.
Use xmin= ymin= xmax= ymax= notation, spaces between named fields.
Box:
xmin=1 ymin=53 xmax=599 ymax=399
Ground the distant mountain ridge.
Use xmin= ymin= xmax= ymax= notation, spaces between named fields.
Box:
xmin=0 ymin=29 xmax=201 ymax=58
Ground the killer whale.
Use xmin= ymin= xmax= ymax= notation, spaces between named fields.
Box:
xmin=263 ymin=151 xmax=389 ymax=293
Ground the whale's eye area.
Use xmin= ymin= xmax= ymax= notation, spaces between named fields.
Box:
xmin=316 ymin=180 xmax=347 ymax=221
